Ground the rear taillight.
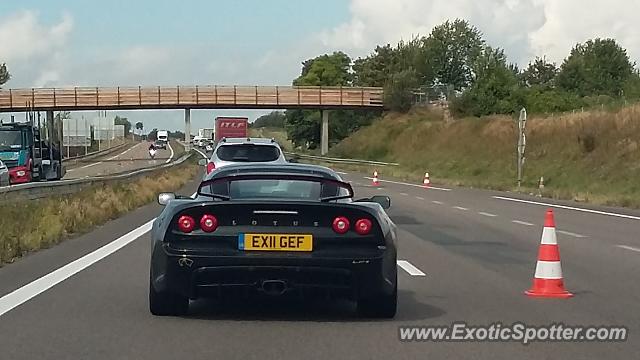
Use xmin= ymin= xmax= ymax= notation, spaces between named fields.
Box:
xmin=200 ymin=214 xmax=218 ymax=232
xmin=355 ymin=219 xmax=372 ymax=235
xmin=332 ymin=216 xmax=350 ymax=234
xmin=206 ymin=162 xmax=215 ymax=174
xmin=177 ymin=215 xmax=196 ymax=233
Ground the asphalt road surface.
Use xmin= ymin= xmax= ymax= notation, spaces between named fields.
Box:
xmin=64 ymin=141 xmax=174 ymax=179
xmin=0 ymin=165 xmax=638 ymax=359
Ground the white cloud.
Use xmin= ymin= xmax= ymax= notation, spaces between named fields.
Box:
xmin=0 ymin=10 xmax=73 ymax=87
xmin=319 ymin=0 xmax=640 ymax=66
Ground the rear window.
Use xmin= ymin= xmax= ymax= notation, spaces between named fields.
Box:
xmin=216 ymin=144 xmax=280 ymax=162
xmin=203 ymin=179 xmax=346 ymax=200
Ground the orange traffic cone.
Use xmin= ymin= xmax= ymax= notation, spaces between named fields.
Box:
xmin=525 ymin=209 xmax=573 ymax=298
xmin=372 ymin=170 xmax=380 ymax=186
xmin=422 ymin=172 xmax=431 ymax=188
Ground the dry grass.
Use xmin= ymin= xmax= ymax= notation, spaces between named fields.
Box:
xmin=0 ymin=160 xmax=199 ymax=265
xmin=330 ymin=105 xmax=640 ymax=208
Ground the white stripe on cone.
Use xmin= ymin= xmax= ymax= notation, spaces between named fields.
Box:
xmin=540 ymin=227 xmax=557 ymax=245
xmin=534 ymin=260 xmax=564 ymax=279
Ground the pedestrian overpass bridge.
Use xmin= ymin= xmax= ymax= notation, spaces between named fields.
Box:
xmin=0 ymin=85 xmax=384 ymax=155
xmin=0 ymin=85 xmax=383 ymax=112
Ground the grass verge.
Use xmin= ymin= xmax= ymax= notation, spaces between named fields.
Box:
xmin=0 ymin=159 xmax=199 ymax=265
xmin=329 ymin=106 xmax=640 ymax=209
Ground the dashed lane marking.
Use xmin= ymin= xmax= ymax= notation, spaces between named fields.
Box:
xmin=478 ymin=212 xmax=498 ymax=217
xmin=397 ymin=260 xmax=426 ymax=276
xmin=616 ymin=245 xmax=640 ymax=253
xmin=557 ymin=230 xmax=586 ymax=238
xmin=400 ymin=192 xmax=409 ymax=196
xmin=453 ymin=206 xmax=469 ymax=211
xmin=415 ymin=196 xmax=425 ymax=200
xmin=512 ymin=220 xmax=534 ymax=226
xmin=432 ymin=200 xmax=443 ymax=205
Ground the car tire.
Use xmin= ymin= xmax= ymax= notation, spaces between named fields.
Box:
xmin=149 ymin=279 xmax=189 ymax=316
xmin=357 ymin=282 xmax=397 ymax=319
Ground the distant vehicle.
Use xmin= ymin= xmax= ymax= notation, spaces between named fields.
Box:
xmin=0 ymin=159 xmax=9 ymax=186
xmin=156 ymin=130 xmax=168 ymax=149
xmin=198 ymin=128 xmax=214 ymax=141
xmin=0 ymin=121 xmax=64 ymax=184
xmin=204 ymin=137 xmax=287 ymax=174
xmin=215 ymin=117 xmax=248 ymax=142
xmin=149 ymin=163 xmax=397 ymax=317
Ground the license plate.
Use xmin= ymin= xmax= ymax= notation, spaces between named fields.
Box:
xmin=239 ymin=233 xmax=313 ymax=251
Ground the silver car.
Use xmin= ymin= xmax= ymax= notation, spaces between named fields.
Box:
xmin=0 ymin=159 xmax=9 ymax=186
xmin=204 ymin=137 xmax=287 ymax=174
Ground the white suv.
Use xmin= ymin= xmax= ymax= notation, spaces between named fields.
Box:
xmin=204 ymin=138 xmax=287 ymax=174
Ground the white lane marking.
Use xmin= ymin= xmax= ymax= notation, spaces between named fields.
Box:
xmin=397 ymin=260 xmax=426 ymax=276
xmin=617 ymin=245 xmax=640 ymax=253
xmin=363 ymin=177 xmax=451 ymax=191
xmin=165 ymin=142 xmax=174 ymax=164
xmin=512 ymin=220 xmax=534 ymax=226
xmin=0 ymin=219 xmax=155 ymax=317
xmin=415 ymin=196 xmax=425 ymax=200
xmin=354 ymin=182 xmax=362 ymax=186
xmin=399 ymin=192 xmax=409 ymax=196
xmin=478 ymin=211 xmax=497 ymax=217
xmin=193 ymin=147 xmax=208 ymax=159
xmin=335 ymin=171 xmax=348 ymax=175
xmin=557 ymin=230 xmax=586 ymax=238
xmin=432 ymin=200 xmax=443 ymax=205
xmin=107 ymin=144 xmax=136 ymax=160
xmin=80 ymin=161 xmax=101 ymax=169
xmin=453 ymin=206 xmax=469 ymax=211
xmin=493 ymin=196 xmax=640 ymax=221
xmin=0 ymin=188 xmax=200 ymax=317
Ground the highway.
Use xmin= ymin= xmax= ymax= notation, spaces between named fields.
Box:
xmin=0 ymin=166 xmax=638 ymax=359
xmin=64 ymin=142 xmax=175 ymax=179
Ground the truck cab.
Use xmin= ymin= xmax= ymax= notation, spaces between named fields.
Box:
xmin=156 ymin=130 xmax=168 ymax=149
xmin=0 ymin=122 xmax=64 ymax=184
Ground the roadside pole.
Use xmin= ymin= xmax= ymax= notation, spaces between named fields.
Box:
xmin=517 ymin=107 xmax=527 ymax=189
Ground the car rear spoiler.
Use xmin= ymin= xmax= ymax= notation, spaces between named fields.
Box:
xmin=197 ymin=173 xmax=354 ymax=202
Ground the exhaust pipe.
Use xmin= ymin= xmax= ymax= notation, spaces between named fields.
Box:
xmin=261 ymin=280 xmax=288 ymax=296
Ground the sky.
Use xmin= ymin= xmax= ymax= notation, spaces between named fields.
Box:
xmin=1 ymin=0 xmax=640 ymax=132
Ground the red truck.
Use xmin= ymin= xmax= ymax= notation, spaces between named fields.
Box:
xmin=215 ymin=117 xmax=248 ymax=142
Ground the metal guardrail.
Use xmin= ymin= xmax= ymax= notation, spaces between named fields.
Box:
xmin=0 ymin=152 xmax=193 ymax=201
xmin=285 ymin=152 xmax=399 ymax=166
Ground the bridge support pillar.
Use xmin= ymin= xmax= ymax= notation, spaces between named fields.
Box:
xmin=321 ymin=110 xmax=329 ymax=155
xmin=184 ymin=108 xmax=191 ymax=152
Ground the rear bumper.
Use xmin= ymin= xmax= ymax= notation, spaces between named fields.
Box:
xmin=151 ymin=246 xmax=396 ymax=300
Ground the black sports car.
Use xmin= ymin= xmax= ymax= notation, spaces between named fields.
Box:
xmin=149 ymin=163 xmax=398 ymax=318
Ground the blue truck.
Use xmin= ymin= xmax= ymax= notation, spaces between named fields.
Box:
xmin=0 ymin=121 xmax=65 ymax=184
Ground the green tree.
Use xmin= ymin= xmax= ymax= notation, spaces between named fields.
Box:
xmin=294 ymin=51 xmax=352 ymax=86
xmin=0 ymin=63 xmax=10 ymax=88
xmin=251 ymin=111 xmax=286 ymax=128
xmin=520 ymin=57 xmax=558 ymax=87
xmin=135 ymin=121 xmax=143 ymax=136
xmin=422 ymin=19 xmax=484 ymax=90
xmin=114 ymin=116 xmax=132 ymax=136
xmin=556 ymin=38 xmax=635 ymax=97
xmin=384 ymin=69 xmax=420 ymax=112
xmin=452 ymin=47 xmax=519 ymax=116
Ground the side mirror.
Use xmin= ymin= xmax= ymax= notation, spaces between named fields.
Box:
xmin=370 ymin=195 xmax=391 ymax=209
xmin=198 ymin=159 xmax=207 ymax=166
xmin=158 ymin=192 xmax=176 ymax=205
